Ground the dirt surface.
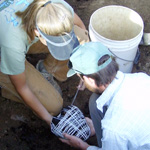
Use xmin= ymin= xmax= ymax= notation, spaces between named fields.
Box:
xmin=1 ymin=0 xmax=150 ymax=150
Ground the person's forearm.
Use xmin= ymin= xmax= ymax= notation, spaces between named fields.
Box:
xmin=74 ymin=13 xmax=86 ymax=30
xmin=9 ymin=73 xmax=52 ymax=125
xmin=17 ymin=84 xmax=52 ymax=125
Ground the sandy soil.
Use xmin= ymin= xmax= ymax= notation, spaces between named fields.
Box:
xmin=0 ymin=0 xmax=150 ymax=149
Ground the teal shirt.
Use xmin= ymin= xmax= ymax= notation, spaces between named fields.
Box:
xmin=0 ymin=0 xmax=35 ymax=75
xmin=0 ymin=0 xmax=74 ymax=75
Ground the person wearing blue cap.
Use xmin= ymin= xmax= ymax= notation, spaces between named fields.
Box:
xmin=60 ymin=42 xmax=150 ymax=150
xmin=0 ymin=0 xmax=89 ymax=128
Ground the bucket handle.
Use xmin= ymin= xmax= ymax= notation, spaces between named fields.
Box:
xmin=108 ymin=48 xmax=140 ymax=64
xmin=134 ymin=48 xmax=140 ymax=65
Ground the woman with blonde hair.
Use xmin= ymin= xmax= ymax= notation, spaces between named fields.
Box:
xmin=0 ymin=0 xmax=89 ymax=127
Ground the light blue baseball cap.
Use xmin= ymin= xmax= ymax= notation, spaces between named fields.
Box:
xmin=67 ymin=42 xmax=113 ymax=77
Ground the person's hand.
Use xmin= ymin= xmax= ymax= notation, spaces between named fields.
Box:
xmin=77 ymin=79 xmax=85 ymax=91
xmin=59 ymin=133 xmax=90 ymax=150
xmin=85 ymin=117 xmax=95 ymax=137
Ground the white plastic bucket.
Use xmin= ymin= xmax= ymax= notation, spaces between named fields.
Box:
xmin=89 ymin=5 xmax=144 ymax=73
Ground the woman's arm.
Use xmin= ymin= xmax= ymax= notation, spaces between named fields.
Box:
xmin=74 ymin=13 xmax=86 ymax=30
xmin=9 ymin=72 xmax=52 ymax=125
